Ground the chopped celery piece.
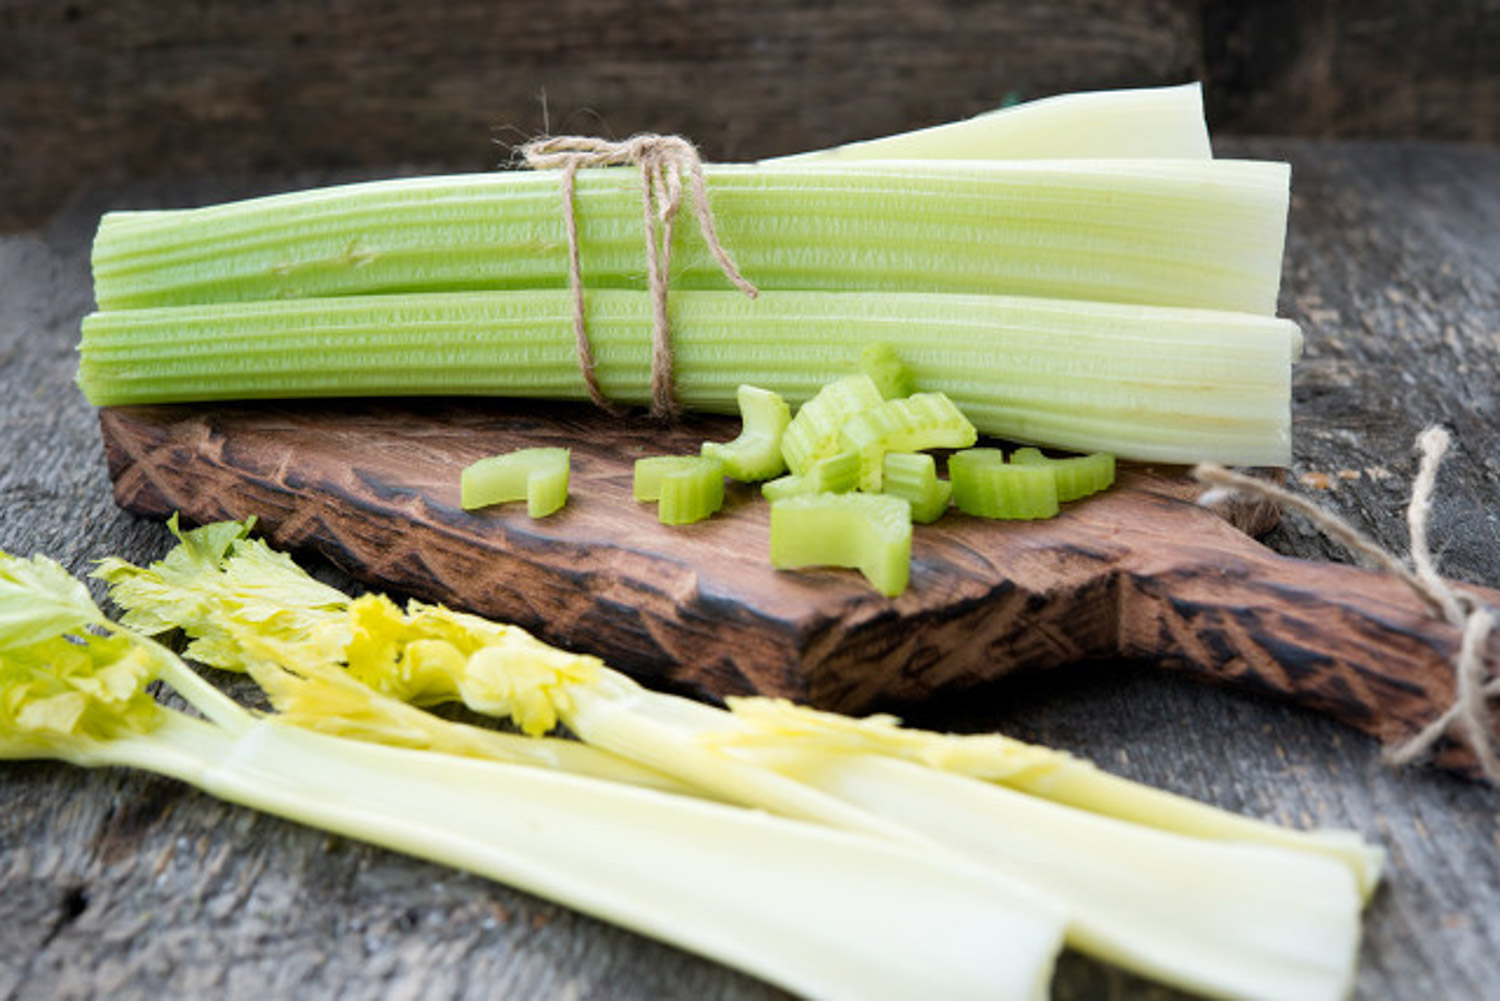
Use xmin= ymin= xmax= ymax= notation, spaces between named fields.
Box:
xmin=761 ymin=450 xmax=862 ymax=502
xmin=770 ymin=493 xmax=912 ymax=597
xmin=950 ymin=448 xmax=1060 ymax=520
xmin=700 ymin=384 xmax=791 ymax=482
xmin=78 ymin=289 xmax=1301 ymax=467
xmin=859 ymin=342 xmax=916 ymax=399
xmin=460 ymin=446 xmax=570 ymax=518
xmin=780 ymin=374 xmax=885 ymax=475
xmin=634 ymin=455 xmax=725 ymax=525
xmin=89 ymin=155 xmax=1290 ymax=317
xmin=1010 ymin=447 xmax=1117 ymax=502
xmin=774 ymin=83 xmax=1212 ymax=162
xmin=837 ymin=391 xmax=978 ymax=492
xmin=880 ymin=452 xmax=953 ymax=523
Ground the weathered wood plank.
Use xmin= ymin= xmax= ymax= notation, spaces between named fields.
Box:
xmin=0 ymin=0 xmax=1200 ymax=230
xmin=5 ymin=1 xmax=1496 ymax=231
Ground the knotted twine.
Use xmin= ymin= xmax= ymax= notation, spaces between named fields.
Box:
xmin=519 ymin=134 xmax=759 ymax=418
xmin=1193 ymin=427 xmax=1500 ymax=781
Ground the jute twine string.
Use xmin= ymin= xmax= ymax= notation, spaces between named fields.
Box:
xmin=520 ymin=134 xmax=759 ymax=418
xmin=1193 ymin=426 xmax=1500 ymax=780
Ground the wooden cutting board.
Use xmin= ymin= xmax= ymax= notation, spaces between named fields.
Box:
xmin=98 ymin=398 xmax=1500 ymax=777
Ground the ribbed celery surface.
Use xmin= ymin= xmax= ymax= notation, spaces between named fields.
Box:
xmin=79 ymin=288 xmax=1298 ymax=466
xmin=951 ymin=449 xmax=1061 ymax=520
xmin=90 ymin=159 xmax=1290 ymax=315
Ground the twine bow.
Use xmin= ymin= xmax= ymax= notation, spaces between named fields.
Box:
xmin=1194 ymin=427 xmax=1500 ymax=780
xmin=520 ymin=134 xmax=758 ymax=418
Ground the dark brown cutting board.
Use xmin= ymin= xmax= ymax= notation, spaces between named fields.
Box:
xmin=99 ymin=399 xmax=1500 ymax=777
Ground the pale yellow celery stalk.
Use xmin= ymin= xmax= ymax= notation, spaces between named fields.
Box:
xmin=721 ymin=742 xmax=1363 ymax=1001
xmin=238 ymin=635 xmax=699 ymax=797
xmin=364 ymin=627 xmax=1372 ymax=1001
xmin=5 ymin=549 xmax=1070 ymax=1001
xmin=97 ymin=522 xmax=1381 ymax=998
xmin=774 ymin=83 xmax=1212 ymax=162
xmin=196 ymin=722 xmax=1066 ymax=1001
xmin=720 ymin=698 xmax=1386 ymax=901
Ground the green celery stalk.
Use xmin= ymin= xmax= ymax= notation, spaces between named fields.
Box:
xmin=750 ymin=748 xmax=1363 ymax=1001
xmin=1009 ymin=447 xmax=1116 ymax=502
xmin=89 ymin=158 xmax=1290 ymax=315
xmin=858 ymin=342 xmax=917 ymax=399
xmin=78 ymin=289 xmax=1299 ymax=466
xmin=780 ymin=375 xmax=887 ymax=475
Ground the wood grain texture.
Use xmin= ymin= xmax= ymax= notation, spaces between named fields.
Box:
xmin=97 ymin=397 xmax=1500 ymax=779
xmin=3 ymin=139 xmax=1499 ymax=1000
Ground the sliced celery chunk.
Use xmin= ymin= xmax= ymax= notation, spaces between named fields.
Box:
xmin=1010 ymin=447 xmax=1117 ymax=502
xmin=859 ymin=342 xmax=916 ymax=400
xmin=780 ymin=375 xmax=885 ymax=475
xmin=770 ymin=493 xmax=913 ymax=597
xmin=761 ymin=450 xmax=862 ymax=502
xmin=460 ymin=447 xmax=570 ymax=518
xmin=949 ymin=448 xmax=1060 ymax=520
xmin=701 ymin=384 xmax=792 ymax=482
xmin=634 ymin=455 xmax=725 ymax=525
xmin=880 ymin=452 xmax=953 ymax=524
xmin=838 ymin=392 xmax=978 ymax=492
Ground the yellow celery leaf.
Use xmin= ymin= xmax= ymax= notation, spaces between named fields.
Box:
xmin=95 ymin=517 xmax=350 ymax=673
xmin=16 ymin=690 xmax=87 ymax=734
xmin=240 ymin=639 xmax=449 ymax=749
xmin=341 ymin=595 xmax=469 ymax=705
xmin=333 ymin=594 xmax=599 ymax=736
xmin=400 ymin=600 xmax=510 ymax=652
xmin=2 ymin=636 xmax=162 ymax=742
xmin=344 ymin=593 xmax=405 ymax=683
xmin=460 ymin=636 xmax=603 ymax=737
xmin=0 ymin=552 xmax=109 ymax=650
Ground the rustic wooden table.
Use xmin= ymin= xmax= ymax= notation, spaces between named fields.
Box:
xmin=2 ymin=138 xmax=1497 ymax=999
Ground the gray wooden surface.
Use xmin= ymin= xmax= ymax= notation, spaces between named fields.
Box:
xmin=2 ymin=138 xmax=1498 ymax=999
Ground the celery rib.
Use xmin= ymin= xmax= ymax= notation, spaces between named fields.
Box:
xmin=79 ymin=288 xmax=1297 ymax=465
xmin=90 ymin=160 xmax=1289 ymax=316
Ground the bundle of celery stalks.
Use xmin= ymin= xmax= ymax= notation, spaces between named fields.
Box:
xmin=77 ymin=84 xmax=1299 ymax=467
xmin=30 ymin=86 xmax=1380 ymax=999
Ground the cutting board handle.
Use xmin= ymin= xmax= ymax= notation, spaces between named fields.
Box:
xmin=1112 ymin=519 xmax=1499 ymax=779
